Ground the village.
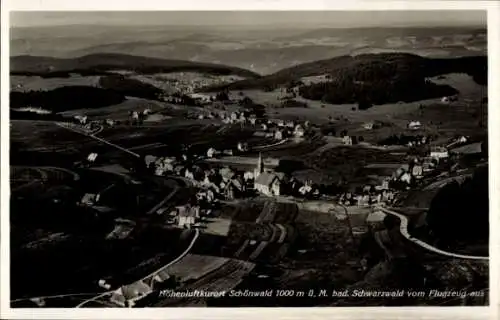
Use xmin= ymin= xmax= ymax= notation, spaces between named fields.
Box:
xmin=71 ymin=94 xmax=483 ymax=234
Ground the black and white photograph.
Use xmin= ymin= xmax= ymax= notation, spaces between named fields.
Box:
xmin=2 ymin=2 xmax=496 ymax=316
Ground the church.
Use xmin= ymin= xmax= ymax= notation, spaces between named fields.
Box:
xmin=253 ymin=153 xmax=282 ymax=197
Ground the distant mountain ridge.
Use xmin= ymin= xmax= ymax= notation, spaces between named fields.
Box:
xmin=10 ymin=53 xmax=261 ymax=78
xmin=10 ymin=26 xmax=486 ymax=74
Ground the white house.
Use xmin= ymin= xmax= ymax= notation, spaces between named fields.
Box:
xmin=249 ymin=116 xmax=257 ymax=126
xmin=81 ymin=193 xmax=100 ymax=206
xmin=74 ymin=115 xmax=88 ymax=125
xmin=400 ymin=172 xmax=412 ymax=184
xmin=294 ymin=125 xmax=305 ymax=138
xmin=342 ymin=136 xmax=353 ymax=145
xmin=237 ymin=142 xmax=249 ymax=152
xmin=87 ymin=152 xmax=98 ymax=163
xmin=185 ymin=169 xmax=194 ymax=180
xmin=254 ymin=172 xmax=282 ymax=196
xmin=207 ymin=148 xmax=217 ymax=158
xmin=363 ymin=122 xmax=374 ymax=130
xmin=412 ymin=165 xmax=424 ymax=178
xmin=407 ymin=121 xmax=422 ymax=130
xmin=244 ymin=171 xmax=255 ymax=181
xmin=274 ymin=129 xmax=283 ymax=141
xmin=430 ymin=147 xmax=449 ymax=159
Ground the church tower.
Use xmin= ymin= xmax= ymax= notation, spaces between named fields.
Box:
xmin=254 ymin=152 xmax=264 ymax=179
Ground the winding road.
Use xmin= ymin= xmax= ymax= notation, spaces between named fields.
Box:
xmin=377 ymin=206 xmax=489 ymax=261
xmin=76 ymin=228 xmax=200 ymax=308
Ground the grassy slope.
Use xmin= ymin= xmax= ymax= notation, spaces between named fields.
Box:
xmin=10 ymin=53 xmax=261 ymax=78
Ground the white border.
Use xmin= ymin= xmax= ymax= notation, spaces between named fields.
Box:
xmin=1 ymin=1 xmax=499 ymax=319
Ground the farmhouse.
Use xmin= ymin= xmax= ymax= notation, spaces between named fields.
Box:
xmin=110 ymin=281 xmax=152 ymax=307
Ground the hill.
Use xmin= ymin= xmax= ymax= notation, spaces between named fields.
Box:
xmin=10 ymin=86 xmax=126 ymax=112
xmin=199 ymin=53 xmax=487 ymax=106
xmin=10 ymin=53 xmax=261 ymax=78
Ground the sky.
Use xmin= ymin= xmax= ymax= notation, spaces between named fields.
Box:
xmin=10 ymin=11 xmax=487 ymax=28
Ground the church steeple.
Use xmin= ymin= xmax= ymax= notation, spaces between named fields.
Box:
xmin=254 ymin=152 xmax=265 ymax=179
xmin=257 ymin=152 xmax=264 ymax=173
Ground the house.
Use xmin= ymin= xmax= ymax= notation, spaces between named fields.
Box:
xmin=110 ymin=281 xmax=152 ymax=307
xmin=144 ymin=155 xmax=157 ymax=168
xmin=244 ymin=171 xmax=255 ymax=182
xmin=177 ymin=205 xmax=199 ymax=228
xmin=249 ymin=115 xmax=257 ymax=125
xmin=185 ymin=168 xmax=194 ymax=180
xmin=294 ymin=125 xmax=305 ymax=138
xmin=219 ymin=167 xmax=235 ymax=182
xmin=224 ymin=177 xmax=245 ymax=200
xmin=412 ymin=164 xmax=424 ymax=178
xmin=342 ymin=136 xmax=353 ymax=145
xmin=274 ymin=129 xmax=283 ymax=141
xmin=87 ymin=152 xmax=98 ymax=163
xmin=80 ymin=193 xmax=99 ymax=206
xmin=363 ymin=122 xmax=374 ymax=130
xmin=407 ymin=121 xmax=422 ymax=130
xmin=237 ymin=142 xmax=248 ymax=152
xmin=400 ymin=172 xmax=412 ymax=184
xmin=74 ymin=115 xmax=87 ymax=125
xmin=430 ymin=146 xmax=449 ymax=159
xmin=188 ymin=93 xmax=213 ymax=103
xmin=207 ymin=148 xmax=217 ymax=158
xmin=255 ymin=172 xmax=282 ymax=196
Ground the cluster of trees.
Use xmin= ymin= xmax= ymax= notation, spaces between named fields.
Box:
xmin=10 ymin=86 xmax=126 ymax=112
xmin=378 ymin=134 xmax=433 ymax=146
xmin=299 ymin=74 xmax=457 ymax=107
xmin=426 ymin=166 xmax=489 ymax=244
xmin=99 ymin=75 xmax=163 ymax=101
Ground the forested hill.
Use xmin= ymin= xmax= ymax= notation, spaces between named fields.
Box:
xmin=10 ymin=53 xmax=261 ymax=78
xmin=199 ymin=53 xmax=487 ymax=91
xmin=198 ymin=53 xmax=487 ymax=106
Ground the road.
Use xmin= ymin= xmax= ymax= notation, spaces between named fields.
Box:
xmin=76 ymin=228 xmax=200 ymax=308
xmin=377 ymin=206 xmax=489 ymax=261
xmin=56 ymin=122 xmax=140 ymax=158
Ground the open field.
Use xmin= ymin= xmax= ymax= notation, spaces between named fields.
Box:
xmin=11 ymin=75 xmax=101 ymax=92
